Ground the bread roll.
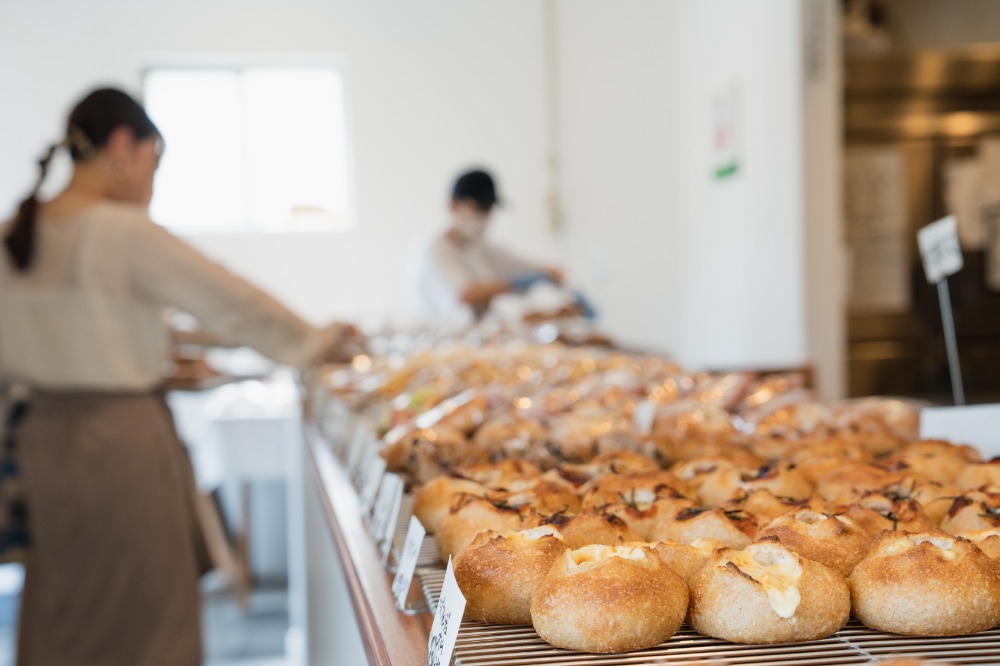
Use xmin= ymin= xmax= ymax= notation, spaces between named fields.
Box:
xmin=453 ymin=526 xmax=569 ymax=625
xmin=531 ymin=545 xmax=688 ymax=653
xmin=689 ymin=538 xmax=850 ymax=644
xmin=849 ymin=530 xmax=1000 ymax=635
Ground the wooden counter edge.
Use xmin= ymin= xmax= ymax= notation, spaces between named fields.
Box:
xmin=305 ymin=423 xmax=433 ymax=666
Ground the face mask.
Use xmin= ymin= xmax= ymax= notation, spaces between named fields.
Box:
xmin=453 ymin=210 xmax=488 ymax=242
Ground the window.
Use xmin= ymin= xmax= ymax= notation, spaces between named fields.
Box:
xmin=143 ymin=66 xmax=352 ymax=234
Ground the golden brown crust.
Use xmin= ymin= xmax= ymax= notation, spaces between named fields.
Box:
xmin=435 ymin=495 xmax=534 ymax=560
xmin=688 ymin=541 xmax=850 ymax=643
xmin=955 ymin=460 xmax=1000 ymax=491
xmin=649 ymin=505 xmax=757 ymax=549
xmin=881 ymin=440 xmax=982 ymax=485
xmin=579 ymin=470 xmax=691 ymax=510
xmin=412 ymin=475 xmax=486 ymax=533
xmin=756 ymin=509 xmax=871 ymax=576
xmin=849 ymin=530 xmax=1000 ymax=635
xmin=539 ymin=511 xmax=642 ymax=549
xmin=940 ymin=489 xmax=1000 ymax=534
xmin=559 ymin=450 xmax=660 ymax=483
xmin=453 ymin=527 xmax=569 ymax=625
xmin=651 ymin=538 xmax=726 ymax=583
xmin=530 ymin=546 xmax=688 ymax=653
xmin=815 ymin=463 xmax=895 ymax=504
xmin=732 ymin=489 xmax=809 ymax=525
xmin=844 ymin=494 xmax=937 ymax=542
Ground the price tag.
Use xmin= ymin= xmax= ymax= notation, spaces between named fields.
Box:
xmin=358 ymin=455 xmax=387 ymax=516
xmin=427 ymin=557 xmax=466 ymax=666
xmin=379 ymin=477 xmax=405 ymax=563
xmin=391 ymin=516 xmax=427 ymax=608
xmin=918 ymin=215 xmax=964 ymax=284
xmin=345 ymin=427 xmax=370 ymax=483
xmin=633 ymin=400 xmax=656 ymax=435
xmin=920 ymin=404 xmax=1000 ymax=457
xmin=370 ymin=473 xmax=404 ymax=550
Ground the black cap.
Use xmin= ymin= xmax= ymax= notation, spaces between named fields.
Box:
xmin=452 ymin=169 xmax=501 ymax=211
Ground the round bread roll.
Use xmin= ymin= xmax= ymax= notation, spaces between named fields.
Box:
xmin=957 ymin=528 xmax=1000 ymax=560
xmin=453 ymin=525 xmax=569 ymax=625
xmin=688 ymin=538 xmax=850 ymax=644
xmin=412 ymin=475 xmax=486 ymax=532
xmin=940 ymin=489 xmax=1000 ymax=534
xmin=650 ymin=505 xmax=757 ymax=549
xmin=877 ymin=478 xmax=962 ymax=525
xmin=435 ymin=494 xmax=535 ymax=561
xmin=757 ymin=508 xmax=871 ymax=576
xmin=882 ymin=439 xmax=981 ymax=485
xmin=651 ymin=537 xmax=726 ymax=583
xmin=778 ymin=436 xmax=871 ymax=486
xmin=453 ymin=459 xmax=542 ymax=489
xmin=603 ymin=493 xmax=695 ymax=541
xmin=579 ymin=471 xmax=692 ymax=510
xmin=844 ymin=494 xmax=937 ymax=542
xmin=538 ymin=511 xmax=641 ymax=549
xmin=732 ymin=489 xmax=809 ymax=525
xmin=560 ymin=450 xmax=660 ymax=484
xmin=849 ymin=530 xmax=1000 ymax=635
xmin=955 ymin=459 xmax=1000 ymax=491
xmin=815 ymin=463 xmax=895 ymax=504
xmin=530 ymin=545 xmax=688 ymax=653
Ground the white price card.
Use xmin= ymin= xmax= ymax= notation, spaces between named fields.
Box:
xmin=633 ymin=400 xmax=656 ymax=435
xmin=427 ymin=557 xmax=466 ymax=666
xmin=358 ymin=455 xmax=387 ymax=516
xmin=918 ymin=215 xmax=964 ymax=284
xmin=345 ymin=428 xmax=370 ymax=483
xmin=391 ymin=516 xmax=427 ymax=608
xmin=379 ymin=478 xmax=405 ymax=563
xmin=921 ymin=404 xmax=1000 ymax=458
xmin=370 ymin=474 xmax=403 ymax=542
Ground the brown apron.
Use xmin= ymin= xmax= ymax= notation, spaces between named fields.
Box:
xmin=15 ymin=391 xmax=206 ymax=666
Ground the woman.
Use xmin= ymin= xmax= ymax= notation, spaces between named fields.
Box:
xmin=0 ymin=87 xmax=360 ymax=665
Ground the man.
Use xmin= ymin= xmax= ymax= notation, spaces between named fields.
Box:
xmin=414 ymin=168 xmax=563 ymax=321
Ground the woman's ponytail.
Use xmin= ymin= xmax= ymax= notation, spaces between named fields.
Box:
xmin=3 ymin=143 xmax=61 ymax=272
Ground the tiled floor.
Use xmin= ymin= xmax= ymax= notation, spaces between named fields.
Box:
xmin=0 ymin=565 xmax=289 ymax=666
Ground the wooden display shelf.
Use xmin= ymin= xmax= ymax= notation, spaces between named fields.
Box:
xmin=304 ymin=424 xmax=432 ymax=665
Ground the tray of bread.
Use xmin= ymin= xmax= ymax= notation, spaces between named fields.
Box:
xmin=316 ymin=338 xmax=1000 ymax=665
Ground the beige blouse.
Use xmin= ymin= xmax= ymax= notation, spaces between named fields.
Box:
xmin=0 ymin=201 xmax=337 ymax=391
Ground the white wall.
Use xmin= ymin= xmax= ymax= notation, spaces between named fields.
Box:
xmin=0 ymin=0 xmax=557 ymax=325
xmin=555 ymin=0 xmax=844 ymax=394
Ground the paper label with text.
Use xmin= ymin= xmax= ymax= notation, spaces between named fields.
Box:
xmin=392 ymin=516 xmax=427 ymax=608
xmin=918 ymin=215 xmax=964 ymax=283
xmin=427 ymin=557 xmax=466 ymax=666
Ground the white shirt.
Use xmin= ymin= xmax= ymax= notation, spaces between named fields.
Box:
xmin=412 ymin=232 xmax=543 ymax=321
xmin=0 ymin=202 xmax=336 ymax=392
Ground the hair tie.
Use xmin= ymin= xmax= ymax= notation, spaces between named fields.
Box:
xmin=66 ymin=125 xmax=96 ymax=160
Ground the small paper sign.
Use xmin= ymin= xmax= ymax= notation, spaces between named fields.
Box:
xmin=391 ymin=516 xmax=427 ymax=608
xmin=358 ymin=454 xmax=387 ymax=516
xmin=427 ymin=557 xmax=466 ymax=666
xmin=918 ymin=215 xmax=964 ymax=284
xmin=920 ymin=404 xmax=1000 ymax=458
xmin=370 ymin=474 xmax=403 ymax=545
xmin=379 ymin=478 xmax=405 ymax=563
xmin=346 ymin=428 xmax=370 ymax=484
xmin=633 ymin=400 xmax=656 ymax=435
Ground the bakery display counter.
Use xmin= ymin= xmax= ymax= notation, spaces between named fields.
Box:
xmin=300 ymin=339 xmax=1000 ymax=666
